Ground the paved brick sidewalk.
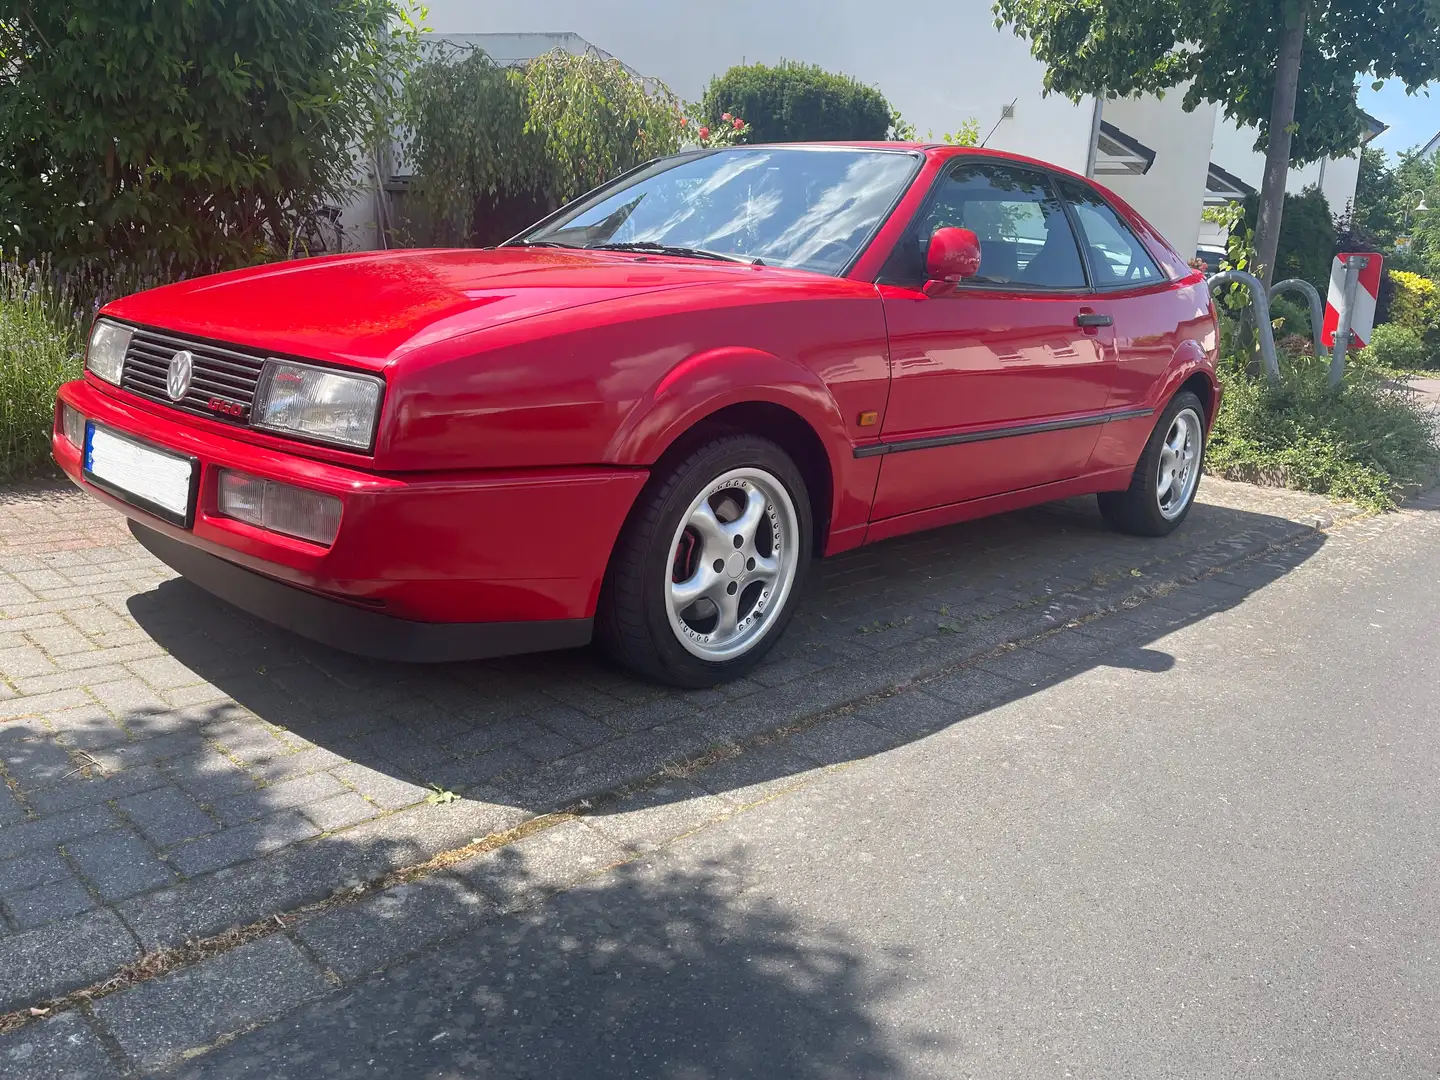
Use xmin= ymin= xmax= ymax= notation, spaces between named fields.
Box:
xmin=0 ymin=474 xmax=1356 ymax=1044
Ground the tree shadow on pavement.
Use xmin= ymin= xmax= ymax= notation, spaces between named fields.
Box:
xmin=177 ymin=855 xmax=915 ymax=1080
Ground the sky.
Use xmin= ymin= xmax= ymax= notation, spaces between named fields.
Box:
xmin=1360 ymin=78 xmax=1439 ymax=159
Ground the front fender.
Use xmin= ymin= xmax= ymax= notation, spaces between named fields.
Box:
xmin=604 ymin=346 xmax=871 ymax=553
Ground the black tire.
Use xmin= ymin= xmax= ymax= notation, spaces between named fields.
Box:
xmin=1098 ymin=391 xmax=1207 ymax=537
xmin=597 ymin=432 xmax=813 ymax=687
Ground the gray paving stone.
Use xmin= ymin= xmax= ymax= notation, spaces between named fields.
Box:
xmin=168 ymin=810 xmax=321 ymax=876
xmin=300 ymin=792 xmax=381 ymax=832
xmin=784 ymin=714 xmax=897 ymax=766
xmin=162 ymin=748 xmax=257 ymax=798
xmin=454 ymin=819 xmax=629 ymax=911
xmin=210 ymin=771 xmax=349 ymax=826
xmin=25 ymin=763 xmax=167 ymax=815
xmin=0 ymin=722 xmax=76 ymax=792
xmin=295 ymin=875 xmax=492 ymax=981
xmin=0 ymin=1009 xmax=122 ymax=1080
xmin=0 ymin=804 xmax=120 ymax=861
xmin=693 ymin=742 xmax=823 ymax=806
xmin=4 ymin=876 xmax=95 ymax=930
xmin=584 ymin=781 xmax=730 ymax=854
xmin=853 ymin=689 xmax=963 ymax=740
xmin=0 ymin=907 xmax=140 ymax=1012
xmin=0 ymin=847 xmax=72 ymax=895
xmin=329 ymin=763 xmax=428 ymax=810
xmin=92 ymin=933 xmax=329 ymax=1070
xmin=66 ymin=829 xmax=177 ymax=901
xmin=116 ymin=786 xmax=217 ymax=847
xmin=118 ymin=800 xmax=525 ymax=950
xmin=529 ymin=702 xmax=616 ymax=748
xmin=923 ymin=667 xmax=1024 ymax=716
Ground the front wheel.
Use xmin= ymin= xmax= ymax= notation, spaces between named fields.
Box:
xmin=1098 ymin=391 xmax=1206 ymax=536
xmin=597 ymin=433 xmax=812 ymax=687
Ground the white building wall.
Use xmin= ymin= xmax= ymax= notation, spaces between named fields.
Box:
xmin=1099 ymin=94 xmax=1217 ymax=258
xmin=1209 ymin=120 xmax=1362 ymax=213
xmin=421 ymin=0 xmax=1099 ymax=173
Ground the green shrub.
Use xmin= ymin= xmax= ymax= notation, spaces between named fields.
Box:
xmin=1365 ymin=323 xmax=1432 ymax=371
xmin=0 ymin=260 xmax=85 ymax=479
xmin=1240 ymin=185 xmax=1336 ymax=291
xmin=1 ymin=0 xmax=419 ymax=272
xmin=700 ymin=62 xmax=892 ymax=143
xmin=1386 ymin=270 xmax=1440 ymax=348
xmin=1208 ymin=353 xmax=1440 ymax=510
xmin=399 ymin=47 xmax=687 ymax=246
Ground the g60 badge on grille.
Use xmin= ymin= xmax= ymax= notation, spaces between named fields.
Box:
xmin=166 ymin=349 xmax=194 ymax=402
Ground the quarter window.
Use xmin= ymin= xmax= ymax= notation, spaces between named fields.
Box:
xmin=1061 ymin=182 xmax=1163 ymax=287
xmin=882 ymin=163 xmax=1087 ymax=290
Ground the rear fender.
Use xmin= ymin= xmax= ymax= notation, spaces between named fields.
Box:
xmin=1154 ymin=340 xmax=1222 ymax=431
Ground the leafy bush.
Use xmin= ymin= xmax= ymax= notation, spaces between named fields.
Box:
xmin=1207 ymin=352 xmax=1440 ymax=510
xmin=1239 ymin=185 xmax=1336 ymax=291
xmin=1364 ymin=323 xmax=1433 ymax=371
xmin=700 ymin=62 xmax=892 ymax=143
xmin=1 ymin=0 xmax=418 ymax=272
xmin=1386 ymin=270 xmax=1440 ymax=348
xmin=400 ymin=47 xmax=687 ymax=246
xmin=0 ymin=260 xmax=84 ymax=479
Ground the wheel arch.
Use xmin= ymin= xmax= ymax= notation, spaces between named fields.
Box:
xmin=605 ymin=346 xmax=851 ymax=554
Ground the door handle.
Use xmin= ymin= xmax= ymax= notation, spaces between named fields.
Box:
xmin=1075 ymin=312 xmax=1113 ymax=328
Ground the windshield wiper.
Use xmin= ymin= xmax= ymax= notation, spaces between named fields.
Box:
xmin=507 ymin=240 xmax=578 ymax=249
xmin=589 ymin=242 xmax=762 ymax=266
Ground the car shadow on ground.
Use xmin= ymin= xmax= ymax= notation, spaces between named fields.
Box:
xmin=122 ymin=495 xmax=1329 ymax=830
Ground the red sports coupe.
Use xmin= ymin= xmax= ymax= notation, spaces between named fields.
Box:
xmin=55 ymin=144 xmax=1219 ymax=686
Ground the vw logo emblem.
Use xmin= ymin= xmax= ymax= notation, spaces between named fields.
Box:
xmin=167 ymin=350 xmax=194 ymax=402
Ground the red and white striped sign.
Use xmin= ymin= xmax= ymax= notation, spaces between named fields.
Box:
xmin=1322 ymin=252 xmax=1383 ymax=349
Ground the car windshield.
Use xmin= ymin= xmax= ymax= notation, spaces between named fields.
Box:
xmin=513 ymin=147 xmax=921 ymax=275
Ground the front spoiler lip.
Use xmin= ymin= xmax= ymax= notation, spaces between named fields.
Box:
xmin=129 ymin=521 xmax=593 ymax=664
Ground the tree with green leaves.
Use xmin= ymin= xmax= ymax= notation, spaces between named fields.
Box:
xmin=0 ymin=0 xmax=420 ymax=271
xmin=993 ymin=0 xmax=1440 ymax=285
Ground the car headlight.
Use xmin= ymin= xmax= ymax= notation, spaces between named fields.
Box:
xmin=252 ymin=360 xmax=383 ymax=451
xmin=86 ymin=319 xmax=133 ymax=385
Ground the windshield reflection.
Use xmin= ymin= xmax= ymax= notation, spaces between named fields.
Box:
xmin=516 ymin=148 xmax=920 ymax=276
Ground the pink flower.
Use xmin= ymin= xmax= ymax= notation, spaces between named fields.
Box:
xmin=733 ymin=117 xmax=744 ymax=130
xmin=679 ymin=117 xmax=687 ymax=127
xmin=699 ymin=126 xmax=710 ymax=140
xmin=722 ymin=112 xmax=732 ymax=121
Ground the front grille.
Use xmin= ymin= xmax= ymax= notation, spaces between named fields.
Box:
xmin=120 ymin=327 xmax=267 ymax=425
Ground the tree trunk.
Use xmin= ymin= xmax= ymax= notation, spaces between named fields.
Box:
xmin=1254 ymin=2 xmax=1308 ymax=288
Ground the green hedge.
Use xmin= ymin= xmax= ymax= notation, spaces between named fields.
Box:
xmin=700 ymin=62 xmax=892 ymax=143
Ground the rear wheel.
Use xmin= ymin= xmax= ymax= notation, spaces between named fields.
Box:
xmin=1098 ymin=391 xmax=1205 ymax=537
xmin=597 ymin=433 xmax=812 ymax=687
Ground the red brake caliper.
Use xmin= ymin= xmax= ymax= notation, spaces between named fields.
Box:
xmin=672 ymin=528 xmax=699 ymax=583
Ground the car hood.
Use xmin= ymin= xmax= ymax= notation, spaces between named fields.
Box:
xmin=101 ymin=248 xmax=757 ymax=372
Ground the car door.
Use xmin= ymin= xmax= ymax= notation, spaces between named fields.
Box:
xmin=1055 ymin=179 xmax=1196 ymax=473
xmin=869 ymin=161 xmax=1115 ymax=521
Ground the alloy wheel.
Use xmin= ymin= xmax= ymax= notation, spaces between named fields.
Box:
xmin=1156 ymin=407 xmax=1202 ymax=520
xmin=665 ymin=467 xmax=800 ymax=661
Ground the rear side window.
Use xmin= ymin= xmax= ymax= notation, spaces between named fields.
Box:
xmin=882 ymin=163 xmax=1087 ymax=290
xmin=1061 ymin=182 xmax=1163 ymax=288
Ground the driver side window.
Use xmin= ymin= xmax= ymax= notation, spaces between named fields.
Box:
xmin=880 ymin=162 xmax=1087 ymax=290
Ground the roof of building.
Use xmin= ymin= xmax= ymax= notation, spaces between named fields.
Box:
xmin=1093 ymin=121 xmax=1156 ymax=176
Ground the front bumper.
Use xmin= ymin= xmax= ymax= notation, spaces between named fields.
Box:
xmin=55 ymin=379 xmax=648 ymax=655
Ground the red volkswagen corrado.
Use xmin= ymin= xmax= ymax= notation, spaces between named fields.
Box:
xmin=54 ymin=144 xmax=1219 ymax=686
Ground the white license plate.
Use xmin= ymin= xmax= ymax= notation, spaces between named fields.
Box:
xmin=84 ymin=424 xmax=196 ymax=525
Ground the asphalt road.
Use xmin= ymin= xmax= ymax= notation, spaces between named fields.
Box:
xmin=191 ymin=501 xmax=1440 ymax=1079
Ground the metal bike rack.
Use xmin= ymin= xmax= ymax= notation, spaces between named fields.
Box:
xmin=1206 ymin=269 xmax=1280 ymax=384
xmin=1268 ymin=277 xmax=1329 ymax=362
